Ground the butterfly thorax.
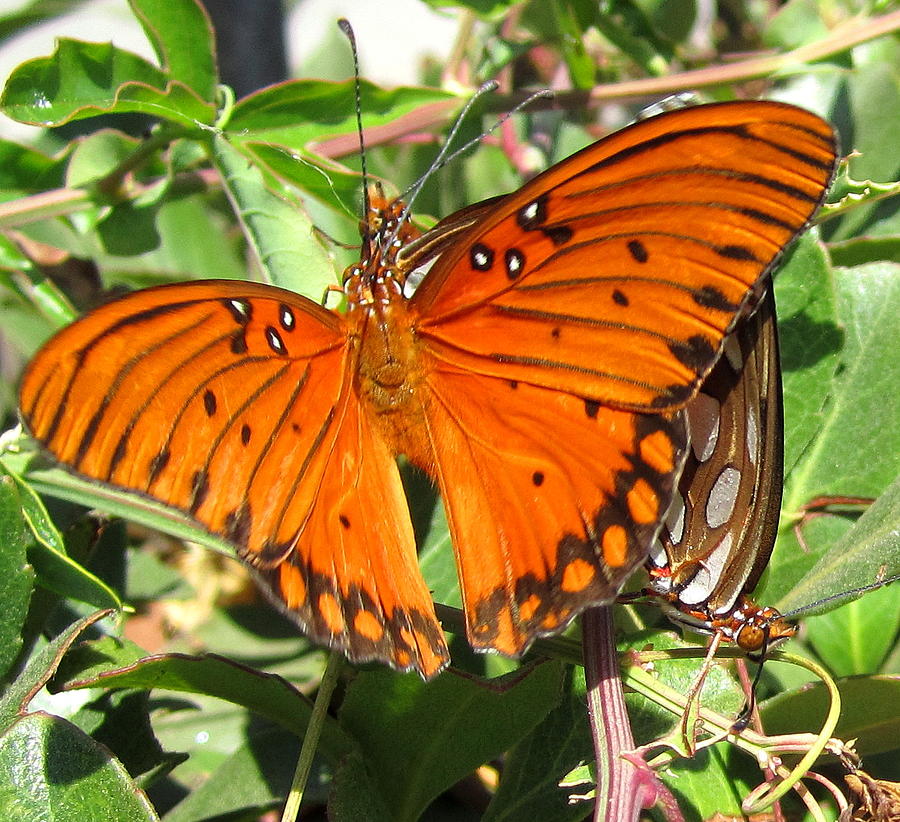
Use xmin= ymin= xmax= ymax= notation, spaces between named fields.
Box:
xmin=343 ymin=194 xmax=433 ymax=466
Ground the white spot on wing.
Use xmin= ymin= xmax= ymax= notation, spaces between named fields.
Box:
xmin=706 ymin=466 xmax=741 ymax=528
xmin=686 ymin=392 xmax=720 ymax=462
xmin=664 ymin=491 xmax=686 ymax=545
xmin=404 ymin=257 xmax=437 ymax=297
xmin=678 ymin=532 xmax=734 ymax=605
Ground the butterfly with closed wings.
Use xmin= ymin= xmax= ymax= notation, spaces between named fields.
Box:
xmin=19 ymin=100 xmax=838 ymax=678
xmin=645 ymin=284 xmax=797 ymax=654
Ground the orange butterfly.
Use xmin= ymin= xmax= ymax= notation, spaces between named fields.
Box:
xmin=19 ymin=101 xmax=837 ymax=679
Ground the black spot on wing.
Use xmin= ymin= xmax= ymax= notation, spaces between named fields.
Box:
xmin=692 ymin=285 xmax=740 ymax=312
xmin=516 ymin=195 xmax=547 ymax=230
xmin=627 ymin=239 xmax=648 ymax=263
xmin=612 ymin=289 xmax=629 ymax=306
xmin=542 ymin=225 xmax=573 ymax=245
xmin=204 ymin=389 xmax=217 ymax=417
xmin=470 ymin=243 xmax=494 ymax=272
xmin=224 ymin=298 xmax=252 ymax=325
xmin=279 ymin=304 xmax=296 ymax=331
xmin=505 ymin=248 xmax=525 ymax=279
xmin=265 ymin=326 xmax=286 ymax=355
xmin=716 ymin=244 xmax=758 ymax=262
xmin=669 ymin=335 xmax=717 ymax=371
xmin=148 ymin=449 xmax=170 ymax=485
xmin=190 ymin=470 xmax=210 ymax=514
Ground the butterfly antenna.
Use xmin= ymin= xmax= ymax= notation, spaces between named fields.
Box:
xmin=779 ymin=572 xmax=900 ymax=622
xmin=391 ymin=86 xmax=554 ymax=242
xmin=337 ymin=18 xmax=370 ymax=221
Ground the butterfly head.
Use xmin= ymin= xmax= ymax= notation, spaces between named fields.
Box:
xmin=343 ymin=187 xmax=423 ymax=296
xmin=716 ymin=599 xmax=796 ymax=654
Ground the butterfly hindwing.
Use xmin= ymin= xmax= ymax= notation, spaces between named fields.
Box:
xmin=421 ymin=357 xmax=688 ymax=656
xmin=252 ymin=384 xmax=449 ymax=676
xmin=652 ymin=287 xmax=783 ymax=613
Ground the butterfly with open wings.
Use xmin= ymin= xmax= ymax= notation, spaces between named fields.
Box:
xmin=19 ymin=100 xmax=838 ymax=678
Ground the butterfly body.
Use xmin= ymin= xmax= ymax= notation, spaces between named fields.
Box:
xmin=345 ymin=194 xmax=434 ymax=465
xmin=19 ymin=101 xmax=837 ymax=677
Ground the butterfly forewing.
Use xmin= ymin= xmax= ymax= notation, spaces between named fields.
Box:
xmin=20 ymin=280 xmax=449 ymax=675
xmin=412 ymin=102 xmax=837 ymax=412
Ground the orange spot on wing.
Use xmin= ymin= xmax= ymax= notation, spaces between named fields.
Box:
xmin=318 ymin=592 xmax=344 ymax=634
xmin=279 ymin=564 xmax=307 ymax=608
xmin=639 ymin=430 xmax=676 ymax=474
xmin=561 ymin=558 xmax=595 ymax=592
xmin=518 ymin=594 xmax=542 ymax=622
xmin=602 ymin=525 xmax=628 ymax=567
xmin=354 ymin=610 xmax=385 ymax=642
xmin=626 ymin=478 xmax=659 ymax=524
xmin=541 ymin=607 xmax=570 ymax=630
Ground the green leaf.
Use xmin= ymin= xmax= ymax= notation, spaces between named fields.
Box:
xmin=483 ymin=669 xmax=592 ymax=821
xmin=0 ymin=469 xmax=35 ymax=683
xmin=3 ymin=461 xmax=123 ymax=611
xmin=241 ymin=142 xmax=361 ymax=218
xmin=211 ymin=133 xmax=338 ymax=297
xmin=788 ymin=263 xmax=900 ymax=500
xmin=0 ymin=39 xmax=214 ymax=128
xmin=0 ymin=0 xmax=90 ymax=42
xmin=763 ymin=261 xmax=900 ymax=606
xmin=830 ymin=35 xmax=900 ymax=241
xmin=163 ymin=725 xmax=330 ymax=822
xmin=329 ymin=752 xmax=394 ymax=822
xmin=337 ymin=663 xmax=564 ymax=822
xmin=773 ymin=232 xmax=839 ymax=479
xmin=0 ymin=712 xmax=158 ymax=820
xmin=0 ymin=138 xmax=65 ymax=194
xmin=227 ymin=79 xmax=458 ymax=151
xmin=804 ymin=582 xmax=900 ymax=676
xmin=66 ymin=130 xmax=141 ymax=188
xmin=21 ymin=459 xmax=237 ymax=560
xmin=762 ymin=675 xmax=900 ymax=758
xmin=829 ymin=234 xmax=900 ymax=266
xmin=777 ymin=473 xmax=900 ymax=621
xmin=129 ymin=0 xmax=218 ymax=101
xmin=0 ymin=610 xmax=111 ymax=731
xmin=54 ymin=638 xmax=353 ymax=762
